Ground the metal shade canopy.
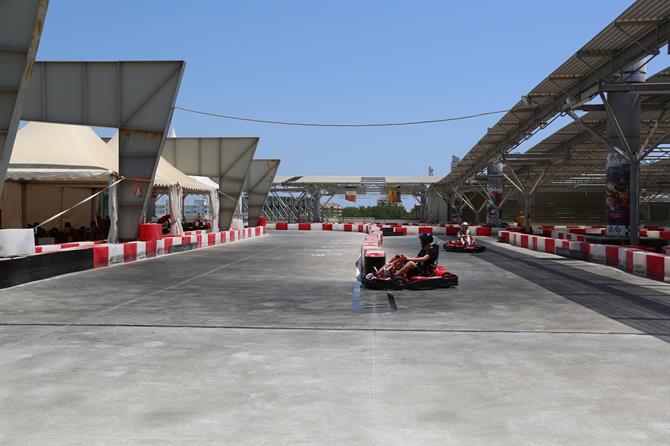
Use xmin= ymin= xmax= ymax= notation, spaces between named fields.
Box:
xmin=161 ymin=137 xmax=259 ymax=230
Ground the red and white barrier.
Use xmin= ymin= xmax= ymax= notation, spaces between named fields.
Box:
xmin=500 ymin=230 xmax=669 ymax=283
xmin=550 ymin=230 xmax=586 ymax=242
xmin=267 ymin=222 xmax=493 ymax=237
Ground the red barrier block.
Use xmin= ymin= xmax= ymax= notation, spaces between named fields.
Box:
xmin=418 ymin=227 xmax=432 ymax=234
xmin=163 ymin=238 xmax=174 ymax=253
xmin=275 ymin=222 xmax=288 ymax=230
xmin=646 ymin=254 xmax=666 ymax=281
xmin=145 ymin=240 xmax=157 ymax=258
xmin=605 ymin=246 xmax=619 ymax=267
xmin=196 ymin=234 xmax=203 ymax=248
xmin=322 ymin=223 xmax=333 ymax=231
xmin=521 ymin=235 xmax=529 ymax=248
xmin=569 ymin=228 xmax=586 ymax=235
xmin=138 ymin=223 xmax=162 ymax=242
xmin=298 ymin=223 xmax=311 ymax=230
xmin=661 ymin=231 xmax=670 ymax=240
xmin=93 ymin=245 xmax=109 ymax=268
xmin=446 ymin=226 xmax=459 ymax=236
xmin=344 ymin=224 xmax=352 ymax=232
xmin=229 ymin=231 xmax=236 ymax=242
xmin=626 ymin=250 xmax=634 ymax=273
xmin=255 ymin=227 xmax=262 ymax=236
xmin=123 ymin=243 xmax=137 ymax=262
xmin=394 ymin=226 xmax=407 ymax=235
xmin=500 ymin=231 xmax=510 ymax=243
xmin=357 ymin=224 xmax=364 ymax=232
xmin=220 ymin=232 xmax=227 ymax=244
xmin=545 ymin=238 xmax=555 ymax=253
xmin=475 ymin=227 xmax=492 ymax=236
xmin=532 ymin=236 xmax=538 ymax=250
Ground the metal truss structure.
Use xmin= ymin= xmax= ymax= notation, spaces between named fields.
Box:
xmin=161 ymin=137 xmax=259 ymax=230
xmin=264 ymin=176 xmax=440 ymax=222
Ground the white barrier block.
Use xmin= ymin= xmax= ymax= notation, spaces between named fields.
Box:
xmin=632 ymin=251 xmax=648 ymax=275
xmin=589 ymin=244 xmax=606 ymax=263
xmin=618 ymin=248 xmax=629 ymax=270
xmin=108 ymin=244 xmax=124 ymax=264
xmin=135 ymin=241 xmax=147 ymax=260
xmin=287 ymin=223 xmax=299 ymax=230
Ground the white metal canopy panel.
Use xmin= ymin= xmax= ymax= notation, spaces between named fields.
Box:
xmin=22 ymin=61 xmax=184 ymax=131
xmin=439 ymin=0 xmax=670 ymax=188
xmin=245 ymin=159 xmax=280 ymax=226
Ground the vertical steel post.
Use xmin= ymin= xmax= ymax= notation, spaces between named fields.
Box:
xmin=605 ymin=61 xmax=644 ymax=243
xmin=313 ymin=189 xmax=321 ymax=222
xmin=487 ymin=162 xmax=504 ymax=227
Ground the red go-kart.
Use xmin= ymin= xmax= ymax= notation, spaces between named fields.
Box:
xmin=443 ymin=236 xmax=486 ymax=253
xmin=361 ymin=254 xmax=458 ymax=290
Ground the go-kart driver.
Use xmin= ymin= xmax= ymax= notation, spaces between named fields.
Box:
xmin=457 ymin=221 xmax=474 ymax=246
xmin=395 ymin=233 xmax=439 ymax=278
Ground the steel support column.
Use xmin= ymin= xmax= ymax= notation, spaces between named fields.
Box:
xmin=604 ymin=61 xmax=645 ymax=243
xmin=312 ymin=189 xmax=322 ymax=222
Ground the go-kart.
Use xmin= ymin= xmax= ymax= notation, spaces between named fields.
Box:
xmin=361 ymin=254 xmax=458 ymax=290
xmin=443 ymin=237 xmax=486 ymax=253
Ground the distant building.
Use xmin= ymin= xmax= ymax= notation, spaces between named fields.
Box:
xmin=322 ymin=202 xmax=342 ymax=220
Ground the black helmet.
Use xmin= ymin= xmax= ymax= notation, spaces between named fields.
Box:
xmin=419 ymin=233 xmax=433 ymax=245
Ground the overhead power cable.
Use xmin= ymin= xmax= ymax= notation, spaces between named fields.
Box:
xmin=174 ymin=106 xmax=512 ymax=128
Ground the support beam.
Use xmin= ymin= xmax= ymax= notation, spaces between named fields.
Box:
xmin=162 ymin=137 xmax=258 ymax=230
xmin=21 ymin=61 xmax=185 ymax=240
xmin=244 ymin=159 xmax=280 ymax=227
xmin=0 ymin=0 xmax=48 ymax=197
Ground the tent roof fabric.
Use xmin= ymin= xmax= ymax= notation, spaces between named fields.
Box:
xmin=106 ymin=133 xmax=214 ymax=193
xmin=8 ymin=122 xmax=116 ymax=182
xmin=8 ymin=123 xmax=214 ymax=192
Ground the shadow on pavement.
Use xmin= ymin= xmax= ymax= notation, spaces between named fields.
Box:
xmin=478 ymin=244 xmax=670 ymax=342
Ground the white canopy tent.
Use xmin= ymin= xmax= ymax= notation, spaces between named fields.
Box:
xmin=0 ymin=122 xmax=215 ymax=238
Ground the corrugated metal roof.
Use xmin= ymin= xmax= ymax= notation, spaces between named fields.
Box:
xmin=439 ymin=0 xmax=670 ymax=188
xmin=500 ymin=67 xmax=670 ymax=193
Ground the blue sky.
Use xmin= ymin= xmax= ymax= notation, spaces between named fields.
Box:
xmin=36 ymin=0 xmax=667 ymax=202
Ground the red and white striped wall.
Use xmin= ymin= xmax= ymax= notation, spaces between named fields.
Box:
xmin=500 ymin=230 xmax=669 ymax=283
xmin=267 ymin=222 xmax=493 ymax=237
xmin=29 ymin=226 xmax=267 ymax=270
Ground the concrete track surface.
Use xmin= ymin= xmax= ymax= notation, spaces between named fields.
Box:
xmin=1 ymin=231 xmax=669 ymax=445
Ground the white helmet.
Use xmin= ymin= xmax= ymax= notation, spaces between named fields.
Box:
xmin=461 ymin=221 xmax=469 ymax=227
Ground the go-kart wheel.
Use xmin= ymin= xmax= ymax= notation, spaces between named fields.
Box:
xmin=392 ymin=276 xmax=405 ymax=289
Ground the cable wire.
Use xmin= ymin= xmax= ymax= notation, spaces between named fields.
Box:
xmin=174 ymin=106 xmax=512 ymax=127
